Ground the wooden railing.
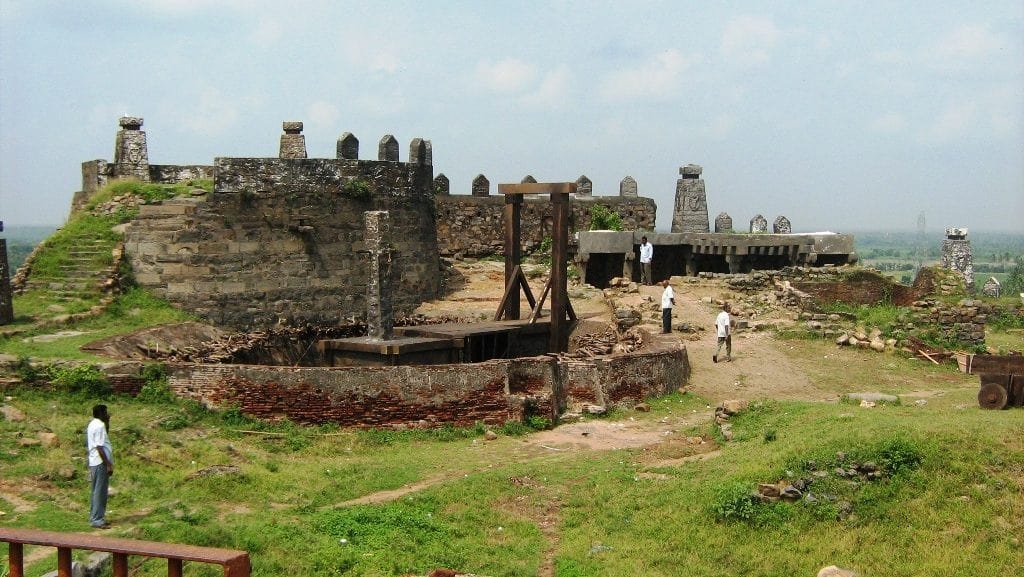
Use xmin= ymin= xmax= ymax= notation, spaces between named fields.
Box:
xmin=1 ymin=527 xmax=250 ymax=577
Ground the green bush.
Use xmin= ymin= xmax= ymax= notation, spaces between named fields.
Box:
xmin=878 ymin=436 xmax=923 ymax=475
xmin=711 ymin=481 xmax=758 ymax=522
xmin=47 ymin=364 xmax=111 ymax=397
xmin=137 ymin=364 xmax=174 ymax=403
xmin=342 ymin=178 xmax=372 ymax=200
xmin=589 ymin=204 xmax=623 ymax=231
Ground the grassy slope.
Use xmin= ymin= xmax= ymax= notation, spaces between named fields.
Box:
xmin=1 ymin=341 xmax=1022 ymax=577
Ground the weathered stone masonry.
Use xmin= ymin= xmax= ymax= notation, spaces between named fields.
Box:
xmin=164 ymin=335 xmax=689 ymax=427
xmin=124 ymin=157 xmax=440 ymax=329
xmin=435 ymin=194 xmax=656 ymax=258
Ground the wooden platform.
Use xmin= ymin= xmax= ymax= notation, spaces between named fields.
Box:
xmin=318 ymin=319 xmax=552 ymax=366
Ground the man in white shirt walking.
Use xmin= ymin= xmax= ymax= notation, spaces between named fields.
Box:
xmin=714 ymin=303 xmax=732 ymax=362
xmin=661 ymin=279 xmax=675 ymax=333
xmin=639 ymin=236 xmax=653 ymax=285
xmin=86 ymin=404 xmax=114 ymax=528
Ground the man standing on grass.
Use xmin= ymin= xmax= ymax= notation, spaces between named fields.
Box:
xmin=86 ymin=404 xmax=113 ymax=528
xmin=714 ymin=303 xmax=732 ymax=362
xmin=639 ymin=236 xmax=653 ymax=285
xmin=661 ymin=279 xmax=674 ymax=333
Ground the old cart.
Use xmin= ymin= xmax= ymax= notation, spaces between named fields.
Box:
xmin=968 ymin=354 xmax=1024 ymax=410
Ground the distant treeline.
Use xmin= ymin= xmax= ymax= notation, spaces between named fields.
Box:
xmin=854 ymin=230 xmax=1024 ymax=264
xmin=3 ymin=225 xmax=57 ymax=271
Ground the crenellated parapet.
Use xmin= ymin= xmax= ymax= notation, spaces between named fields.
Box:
xmin=435 ymin=174 xmax=657 ymax=258
xmin=120 ymin=120 xmax=439 ymax=329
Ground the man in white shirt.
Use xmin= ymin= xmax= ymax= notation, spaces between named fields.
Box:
xmin=661 ymin=279 xmax=675 ymax=333
xmin=714 ymin=303 xmax=732 ymax=362
xmin=639 ymin=236 xmax=654 ymax=285
xmin=86 ymin=404 xmax=114 ymax=528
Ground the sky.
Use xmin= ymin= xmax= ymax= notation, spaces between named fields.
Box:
xmin=1 ymin=0 xmax=1022 ymax=235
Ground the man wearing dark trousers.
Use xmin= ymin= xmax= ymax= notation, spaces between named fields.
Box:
xmin=86 ymin=404 xmax=113 ymax=528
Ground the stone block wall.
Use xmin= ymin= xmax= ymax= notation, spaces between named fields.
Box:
xmin=910 ymin=299 xmax=995 ymax=349
xmin=165 ymin=336 xmax=688 ymax=428
xmin=435 ymin=195 xmax=657 ymax=258
xmin=123 ymin=157 xmax=439 ymax=329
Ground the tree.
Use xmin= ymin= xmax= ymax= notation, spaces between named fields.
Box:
xmin=1004 ymin=256 xmax=1024 ymax=294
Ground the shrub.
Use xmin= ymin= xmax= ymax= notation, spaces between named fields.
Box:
xmin=879 ymin=436 xmax=923 ymax=475
xmin=137 ymin=364 xmax=174 ymax=403
xmin=589 ymin=205 xmax=623 ymax=231
xmin=157 ymin=412 xmax=191 ymax=431
xmin=48 ymin=364 xmax=111 ymax=397
xmin=711 ymin=481 xmax=758 ymax=522
xmin=342 ymin=178 xmax=372 ymax=200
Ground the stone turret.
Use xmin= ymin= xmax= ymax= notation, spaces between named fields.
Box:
xmin=671 ymin=164 xmax=709 ymax=233
xmin=619 ymin=176 xmax=637 ymax=197
xmin=714 ymin=212 xmax=733 ymax=233
xmin=773 ymin=216 xmax=792 ymax=234
xmin=750 ymin=214 xmax=768 ymax=233
xmin=941 ymin=227 xmax=975 ymax=292
xmin=113 ymin=116 xmax=149 ymax=180
xmin=280 ymin=122 xmax=307 ymax=159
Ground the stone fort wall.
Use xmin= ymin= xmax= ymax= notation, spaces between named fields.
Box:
xmin=436 ymin=194 xmax=656 ymax=258
xmin=76 ymin=118 xmax=658 ymax=328
xmin=124 ymin=157 xmax=439 ymax=329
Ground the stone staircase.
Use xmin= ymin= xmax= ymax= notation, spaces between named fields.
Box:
xmin=18 ymin=239 xmax=118 ymax=303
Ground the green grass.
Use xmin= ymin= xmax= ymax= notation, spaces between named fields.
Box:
xmin=1 ymin=347 xmax=1022 ymax=577
xmin=0 ymin=287 xmax=195 ymax=360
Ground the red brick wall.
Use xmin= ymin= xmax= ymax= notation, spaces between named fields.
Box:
xmin=166 ymin=336 xmax=689 ymax=428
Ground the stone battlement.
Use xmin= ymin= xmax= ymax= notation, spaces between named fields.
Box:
xmin=73 ymin=117 xmax=659 ymax=328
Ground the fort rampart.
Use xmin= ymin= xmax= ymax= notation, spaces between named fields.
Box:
xmin=76 ymin=117 xmax=658 ymax=329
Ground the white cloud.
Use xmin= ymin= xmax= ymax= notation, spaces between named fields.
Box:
xmin=721 ymin=15 xmax=781 ymax=65
xmin=340 ymin=31 xmax=404 ymax=75
xmin=918 ymin=101 xmax=978 ymax=144
xmin=306 ymin=101 xmax=339 ymax=127
xmin=354 ymin=91 xmax=406 ymax=117
xmin=176 ymin=89 xmax=244 ymax=137
xmin=597 ymin=49 xmax=698 ymax=103
xmin=249 ymin=17 xmax=282 ymax=46
xmin=475 ymin=58 xmax=537 ymax=93
xmin=520 ymin=66 xmax=571 ymax=108
xmin=869 ymin=113 xmax=908 ymax=134
xmin=704 ymin=114 xmax=737 ymax=141
xmin=934 ymin=24 xmax=1006 ymax=61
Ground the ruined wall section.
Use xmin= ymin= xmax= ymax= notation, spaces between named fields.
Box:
xmin=124 ymin=157 xmax=439 ymax=329
xmin=163 ymin=336 xmax=687 ymax=428
xmin=435 ymin=195 xmax=656 ymax=258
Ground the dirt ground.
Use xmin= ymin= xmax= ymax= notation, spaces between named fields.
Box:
xmin=411 ymin=260 xmax=835 ymax=455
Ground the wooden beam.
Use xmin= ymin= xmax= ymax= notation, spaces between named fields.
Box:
xmin=498 ymin=182 xmax=577 ymax=195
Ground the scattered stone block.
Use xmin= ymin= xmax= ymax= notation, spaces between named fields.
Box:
xmin=1 ymin=404 xmax=25 ymax=421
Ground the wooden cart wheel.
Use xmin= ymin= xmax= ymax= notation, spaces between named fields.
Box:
xmin=978 ymin=383 xmax=1008 ymax=410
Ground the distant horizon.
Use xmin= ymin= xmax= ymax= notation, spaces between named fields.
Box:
xmin=2 ymin=2 xmax=1021 ymax=234
xmin=3 ymin=222 xmax=1022 ymax=240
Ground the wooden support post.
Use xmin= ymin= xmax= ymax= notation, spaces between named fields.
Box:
xmin=169 ymin=557 xmax=183 ymax=577
xmin=8 ymin=542 xmax=23 ymax=577
xmin=503 ymin=193 xmax=523 ymax=320
xmin=57 ymin=547 xmax=72 ymax=577
xmin=113 ymin=553 xmax=128 ymax=577
xmin=497 ymin=182 xmax=575 ymax=353
xmin=550 ymin=191 xmax=569 ymax=353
